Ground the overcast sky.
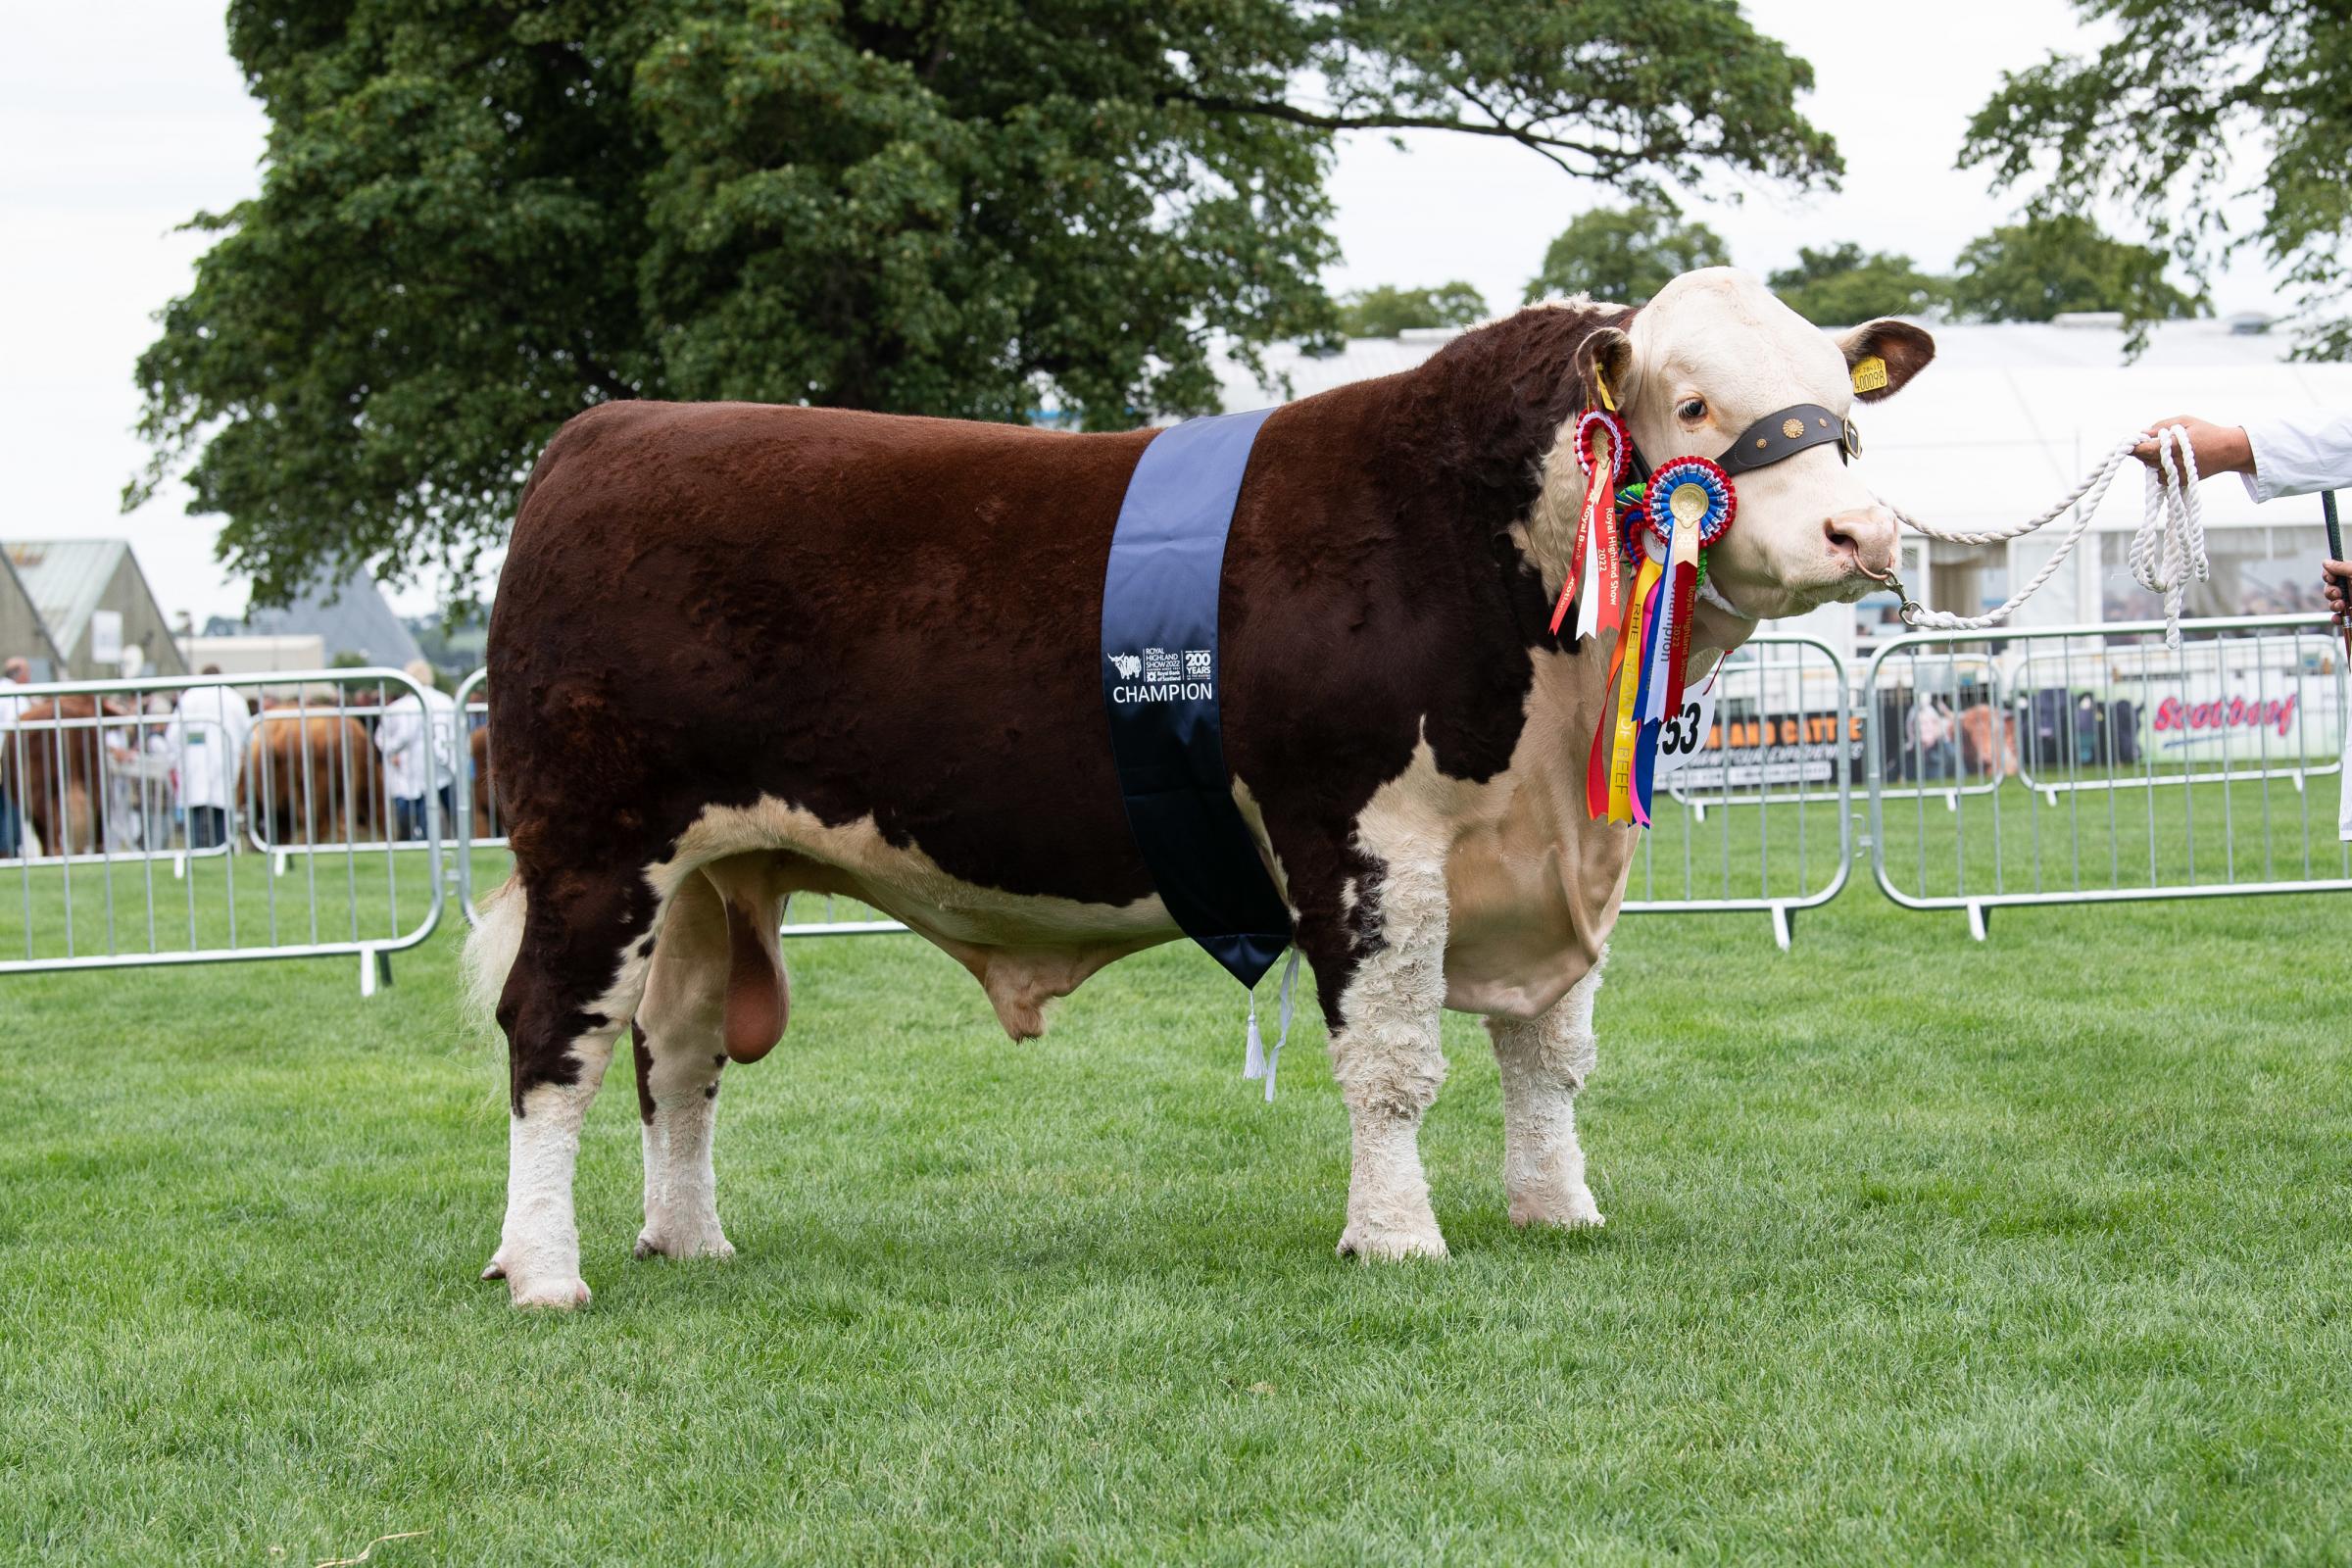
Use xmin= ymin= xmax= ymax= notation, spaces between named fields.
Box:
xmin=0 ymin=1 xmax=2284 ymax=633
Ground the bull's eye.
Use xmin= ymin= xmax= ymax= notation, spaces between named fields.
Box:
xmin=1676 ymin=397 xmax=1707 ymax=423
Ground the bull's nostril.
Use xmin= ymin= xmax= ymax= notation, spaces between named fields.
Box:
xmin=1825 ymin=518 xmax=1858 ymax=558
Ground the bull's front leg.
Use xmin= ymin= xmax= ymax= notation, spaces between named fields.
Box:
xmin=1321 ymin=845 xmax=1452 ymax=1262
xmin=1485 ymin=964 xmax=1604 ymax=1231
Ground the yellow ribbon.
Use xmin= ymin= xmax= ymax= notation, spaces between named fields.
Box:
xmin=1606 ymin=554 xmax=1663 ymax=823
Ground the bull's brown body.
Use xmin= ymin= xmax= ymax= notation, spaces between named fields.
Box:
xmin=486 ymin=305 xmax=1622 ymax=1109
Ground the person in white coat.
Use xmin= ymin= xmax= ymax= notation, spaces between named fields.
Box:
xmin=167 ymin=665 xmax=254 ymax=850
xmin=376 ymin=659 xmax=458 ymax=842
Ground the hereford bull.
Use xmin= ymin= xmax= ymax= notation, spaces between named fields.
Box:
xmin=467 ymin=268 xmax=1934 ymax=1307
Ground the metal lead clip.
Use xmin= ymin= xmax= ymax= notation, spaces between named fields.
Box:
xmin=1857 ymin=561 xmax=1926 ymax=627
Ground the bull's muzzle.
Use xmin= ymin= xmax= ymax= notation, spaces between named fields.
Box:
xmin=1824 ymin=507 xmax=1898 ymax=578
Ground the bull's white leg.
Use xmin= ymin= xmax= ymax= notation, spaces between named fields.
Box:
xmin=636 ymin=1050 xmax=733 ymax=1261
xmin=1486 ymin=964 xmax=1604 ymax=1230
xmin=493 ymin=1031 xmax=618 ymax=1308
xmin=1329 ymin=845 xmax=1452 ymax=1262
xmin=630 ymin=874 xmax=739 ymax=1261
xmin=480 ymin=867 xmax=662 ymax=1310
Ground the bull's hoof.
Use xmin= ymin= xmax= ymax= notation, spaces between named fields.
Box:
xmin=1336 ymin=1222 xmax=1449 ymax=1262
xmin=508 ymin=1274 xmax=592 ymax=1310
xmin=633 ymin=1225 xmax=735 ymax=1262
xmin=479 ymin=1256 xmax=506 ymax=1281
xmin=1507 ymin=1188 xmax=1606 ymax=1231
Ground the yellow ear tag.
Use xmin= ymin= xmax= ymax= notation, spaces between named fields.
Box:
xmin=1851 ymin=355 xmax=1888 ymax=395
xmin=1594 ymin=367 xmax=1617 ymax=413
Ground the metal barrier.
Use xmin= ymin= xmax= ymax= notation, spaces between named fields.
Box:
xmin=12 ymin=623 xmax=2335 ymax=995
xmin=1620 ymin=632 xmax=1852 ymax=949
xmin=3 ymin=706 xmax=234 ymax=873
xmin=449 ymin=667 xmax=498 ymax=928
xmin=1674 ymin=648 xmax=2003 ymax=814
xmin=2006 ymin=628 xmax=2345 ymax=800
xmin=0 ymin=667 xmax=444 ymax=992
xmin=1863 ymin=613 xmax=2351 ymax=937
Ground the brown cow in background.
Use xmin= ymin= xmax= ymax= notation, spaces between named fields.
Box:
xmin=2 ymin=696 xmax=133 ymax=857
xmin=241 ymin=705 xmax=380 ymax=846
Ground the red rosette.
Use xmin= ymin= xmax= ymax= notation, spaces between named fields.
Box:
xmin=1573 ymin=408 xmax=1631 ymax=483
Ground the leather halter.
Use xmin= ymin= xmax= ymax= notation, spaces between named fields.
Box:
xmin=1714 ymin=402 xmax=1860 ymax=475
xmin=1618 ymin=401 xmax=1859 ymax=486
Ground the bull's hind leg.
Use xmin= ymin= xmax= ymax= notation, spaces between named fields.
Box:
xmin=490 ymin=859 xmax=659 ymax=1309
xmin=628 ymin=861 xmax=788 ymax=1263
xmin=1486 ymin=965 xmax=1605 ymax=1231
xmin=1311 ymin=823 xmax=1453 ymax=1263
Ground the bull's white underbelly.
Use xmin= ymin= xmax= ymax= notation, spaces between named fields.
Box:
xmin=647 ymin=681 xmax=1638 ymax=1031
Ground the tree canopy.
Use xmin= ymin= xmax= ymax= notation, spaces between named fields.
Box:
xmin=1765 ymin=243 xmax=1943 ymax=326
xmin=1334 ymin=282 xmax=1489 ymax=338
xmin=1959 ymin=0 xmax=2345 ymax=352
xmin=1522 ymin=203 xmax=1730 ymax=305
xmin=132 ymin=0 xmax=1839 ymax=604
xmin=1945 ymin=215 xmax=2205 ymax=325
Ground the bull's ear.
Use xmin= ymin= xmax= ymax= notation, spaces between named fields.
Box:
xmin=1836 ymin=319 xmax=1935 ymax=403
xmin=1579 ymin=325 xmax=1634 ymax=410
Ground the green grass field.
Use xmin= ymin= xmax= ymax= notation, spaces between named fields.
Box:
xmin=4 ymin=842 xmax=2350 ymax=1565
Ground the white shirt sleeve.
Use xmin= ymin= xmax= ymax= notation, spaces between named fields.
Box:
xmin=2239 ymin=411 xmax=2352 ymax=504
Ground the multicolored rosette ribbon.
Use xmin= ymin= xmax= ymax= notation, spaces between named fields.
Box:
xmin=1549 ymin=408 xmax=1631 ymax=640
xmin=1588 ymin=456 xmax=1736 ymax=826
xmin=1640 ymin=456 xmax=1736 ymax=552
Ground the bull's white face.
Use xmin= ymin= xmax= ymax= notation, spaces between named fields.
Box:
xmin=1607 ymin=268 xmax=1933 ymax=621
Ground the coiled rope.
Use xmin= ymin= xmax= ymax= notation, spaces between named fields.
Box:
xmin=1870 ymin=423 xmax=2211 ymax=649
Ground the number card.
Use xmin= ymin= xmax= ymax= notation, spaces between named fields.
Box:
xmin=1649 ymin=666 xmax=1720 ymax=781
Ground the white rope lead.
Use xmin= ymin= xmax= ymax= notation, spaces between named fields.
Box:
xmin=1874 ymin=424 xmax=2211 ymax=649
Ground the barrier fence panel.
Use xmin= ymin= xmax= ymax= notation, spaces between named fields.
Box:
xmin=1621 ymin=633 xmax=1852 ymax=948
xmin=0 ymin=667 xmax=445 ymax=992
xmin=1863 ymin=613 xmax=2352 ymax=937
xmin=450 ymin=667 xmax=501 ymax=928
xmin=432 ymin=618 xmax=2347 ymax=963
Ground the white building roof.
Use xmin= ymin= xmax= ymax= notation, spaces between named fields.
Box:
xmin=4 ymin=538 xmax=132 ymax=654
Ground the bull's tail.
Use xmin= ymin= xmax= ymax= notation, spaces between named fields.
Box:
xmin=462 ymin=875 xmax=527 ymax=1035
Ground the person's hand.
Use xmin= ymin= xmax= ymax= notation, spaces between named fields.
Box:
xmin=2132 ymin=415 xmax=2255 ymax=478
xmin=2325 ymin=558 xmax=2351 ymax=627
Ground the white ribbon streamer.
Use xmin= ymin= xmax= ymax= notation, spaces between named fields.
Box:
xmin=1242 ymin=948 xmax=1303 ymax=1102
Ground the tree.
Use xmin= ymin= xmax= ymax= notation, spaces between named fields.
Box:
xmin=1334 ymin=282 xmax=1488 ymax=338
xmin=1766 ymin=243 xmax=1944 ymax=325
xmin=1522 ymin=205 xmax=1731 ymax=305
xmin=132 ymin=0 xmax=1839 ymax=604
xmin=1946 ymin=216 xmax=2205 ymax=325
xmin=1958 ymin=2 xmax=2344 ymax=352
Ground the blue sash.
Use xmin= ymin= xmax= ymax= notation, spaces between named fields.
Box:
xmin=1101 ymin=408 xmax=1293 ymax=989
